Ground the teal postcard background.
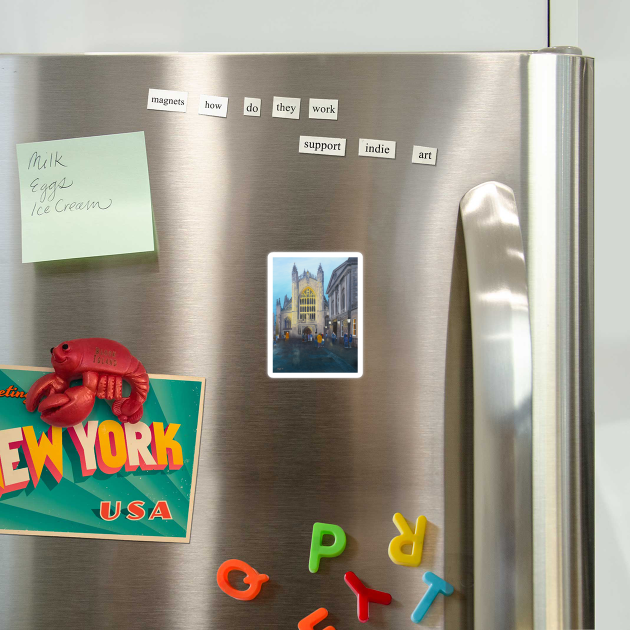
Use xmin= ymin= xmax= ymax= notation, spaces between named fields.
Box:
xmin=0 ymin=367 xmax=204 ymax=542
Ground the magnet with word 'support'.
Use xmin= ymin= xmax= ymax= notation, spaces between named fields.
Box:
xmin=298 ymin=607 xmax=335 ymax=630
xmin=216 ymin=559 xmax=269 ymax=601
xmin=388 ymin=512 xmax=427 ymax=567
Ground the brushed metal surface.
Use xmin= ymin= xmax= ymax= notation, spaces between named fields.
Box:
xmin=527 ymin=52 xmax=595 ymax=629
xmin=0 ymin=52 xmax=593 ymax=629
xmin=460 ymin=182 xmax=533 ymax=630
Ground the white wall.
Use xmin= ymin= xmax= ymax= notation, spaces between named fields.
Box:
xmin=576 ymin=2 xmax=629 ymax=627
xmin=0 ymin=0 xmax=547 ymax=53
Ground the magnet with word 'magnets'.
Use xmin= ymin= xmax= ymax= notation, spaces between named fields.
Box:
xmin=388 ymin=512 xmax=427 ymax=567
xmin=308 ymin=522 xmax=347 ymax=573
xmin=298 ymin=607 xmax=335 ymax=630
xmin=216 ymin=559 xmax=269 ymax=601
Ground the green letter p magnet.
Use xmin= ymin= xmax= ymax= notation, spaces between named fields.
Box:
xmin=309 ymin=522 xmax=347 ymax=573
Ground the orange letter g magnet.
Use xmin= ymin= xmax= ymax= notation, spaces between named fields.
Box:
xmin=217 ymin=559 xmax=269 ymax=601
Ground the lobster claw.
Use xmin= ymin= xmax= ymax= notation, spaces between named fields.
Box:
xmin=37 ymin=386 xmax=96 ymax=428
xmin=25 ymin=373 xmax=67 ymax=413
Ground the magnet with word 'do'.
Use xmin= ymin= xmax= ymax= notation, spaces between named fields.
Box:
xmin=216 ymin=559 xmax=269 ymax=601
xmin=388 ymin=512 xmax=427 ymax=567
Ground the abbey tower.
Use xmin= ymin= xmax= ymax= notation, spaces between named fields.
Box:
xmin=275 ymin=262 xmax=329 ymax=340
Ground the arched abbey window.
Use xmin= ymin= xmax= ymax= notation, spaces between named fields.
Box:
xmin=341 ymin=287 xmax=345 ymax=311
xmin=284 ymin=317 xmax=291 ymax=329
xmin=300 ymin=287 xmax=316 ymax=321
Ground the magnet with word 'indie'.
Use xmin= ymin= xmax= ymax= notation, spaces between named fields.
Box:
xmin=309 ymin=522 xmax=347 ymax=573
xmin=388 ymin=512 xmax=427 ymax=567
xmin=298 ymin=607 xmax=335 ymax=630
xmin=411 ymin=571 xmax=454 ymax=623
xmin=25 ymin=338 xmax=149 ymax=427
xmin=216 ymin=559 xmax=269 ymax=601
xmin=344 ymin=571 xmax=392 ymax=622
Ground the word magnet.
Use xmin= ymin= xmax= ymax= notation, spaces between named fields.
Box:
xmin=308 ymin=98 xmax=338 ymax=120
xmin=358 ymin=138 xmax=396 ymax=159
xmin=411 ymin=572 xmax=454 ymax=624
xmin=411 ymin=145 xmax=438 ymax=165
xmin=216 ymin=559 xmax=269 ymax=601
xmin=244 ymin=97 xmax=261 ymax=116
xmin=198 ymin=95 xmax=228 ymax=118
xmin=299 ymin=136 xmax=346 ymax=157
xmin=147 ymin=88 xmax=187 ymax=112
xmin=309 ymin=522 xmax=346 ymax=573
xmin=388 ymin=512 xmax=427 ymax=566
xmin=298 ymin=608 xmax=335 ymax=630
xmin=272 ymin=96 xmax=300 ymax=119
xmin=344 ymin=571 xmax=392 ymax=622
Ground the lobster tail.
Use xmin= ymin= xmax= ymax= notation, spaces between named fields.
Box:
xmin=126 ymin=358 xmax=150 ymax=403
xmin=112 ymin=358 xmax=150 ymax=424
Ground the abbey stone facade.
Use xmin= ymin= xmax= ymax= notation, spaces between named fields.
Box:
xmin=275 ymin=263 xmax=329 ymax=339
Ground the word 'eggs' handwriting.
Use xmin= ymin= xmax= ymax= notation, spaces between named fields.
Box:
xmin=30 ymin=177 xmax=73 ymax=202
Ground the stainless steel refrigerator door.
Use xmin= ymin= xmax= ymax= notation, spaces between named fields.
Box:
xmin=0 ymin=52 xmax=593 ymax=629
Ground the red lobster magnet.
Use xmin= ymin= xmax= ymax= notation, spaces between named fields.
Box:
xmin=26 ymin=338 xmax=149 ymax=428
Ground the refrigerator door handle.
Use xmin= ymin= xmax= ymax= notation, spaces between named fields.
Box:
xmin=460 ymin=181 xmax=533 ymax=629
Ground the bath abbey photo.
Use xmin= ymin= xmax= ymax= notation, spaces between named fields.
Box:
xmin=269 ymin=254 xmax=362 ymax=376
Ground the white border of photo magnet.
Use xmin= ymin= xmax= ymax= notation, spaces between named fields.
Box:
xmin=267 ymin=252 xmax=363 ymax=379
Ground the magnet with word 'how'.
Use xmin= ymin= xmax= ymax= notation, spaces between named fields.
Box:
xmin=216 ymin=559 xmax=269 ymax=601
xmin=410 ymin=572 xmax=454 ymax=623
xmin=309 ymin=522 xmax=347 ymax=573
xmin=344 ymin=571 xmax=392 ymax=622
xmin=388 ymin=512 xmax=427 ymax=567
xmin=298 ymin=607 xmax=335 ymax=630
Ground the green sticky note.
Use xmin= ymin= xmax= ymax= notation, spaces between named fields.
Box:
xmin=16 ymin=132 xmax=154 ymax=263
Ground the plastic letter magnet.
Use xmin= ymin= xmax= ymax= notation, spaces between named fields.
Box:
xmin=344 ymin=571 xmax=392 ymax=622
xmin=388 ymin=512 xmax=427 ymax=567
xmin=410 ymin=571 xmax=454 ymax=623
xmin=216 ymin=559 xmax=269 ymax=601
xmin=309 ymin=522 xmax=347 ymax=573
xmin=298 ymin=607 xmax=335 ymax=630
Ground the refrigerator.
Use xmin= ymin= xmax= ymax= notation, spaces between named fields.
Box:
xmin=0 ymin=50 xmax=593 ymax=629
